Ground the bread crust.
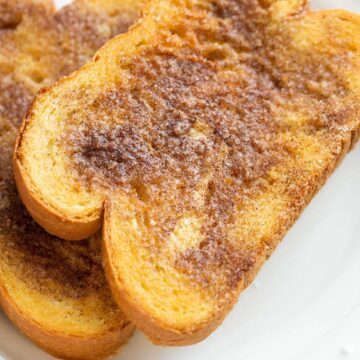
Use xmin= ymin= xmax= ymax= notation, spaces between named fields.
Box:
xmin=0 ymin=284 xmax=134 ymax=360
xmin=102 ymin=221 xmax=240 ymax=345
xmin=13 ymin=150 xmax=102 ymax=240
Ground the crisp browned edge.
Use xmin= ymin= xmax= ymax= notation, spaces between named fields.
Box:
xmin=12 ymin=2 xmax=360 ymax=345
xmin=102 ymin=217 xmax=266 ymax=346
xmin=0 ymin=281 xmax=135 ymax=360
xmin=13 ymin=154 xmax=102 ymax=241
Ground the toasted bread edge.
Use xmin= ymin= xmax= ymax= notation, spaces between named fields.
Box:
xmin=13 ymin=146 xmax=102 ymax=240
xmin=0 ymin=283 xmax=134 ymax=360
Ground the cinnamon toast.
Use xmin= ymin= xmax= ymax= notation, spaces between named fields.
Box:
xmin=0 ymin=0 xmax=142 ymax=358
xmin=15 ymin=0 xmax=360 ymax=346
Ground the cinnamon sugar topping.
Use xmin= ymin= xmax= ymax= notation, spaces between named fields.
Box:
xmin=66 ymin=0 xmax=356 ymax=292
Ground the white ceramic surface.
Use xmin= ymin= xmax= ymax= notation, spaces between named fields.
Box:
xmin=1 ymin=1 xmax=359 ymax=359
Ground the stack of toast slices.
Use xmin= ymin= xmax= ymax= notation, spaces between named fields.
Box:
xmin=0 ymin=0 xmax=143 ymax=359
xmin=0 ymin=0 xmax=360 ymax=358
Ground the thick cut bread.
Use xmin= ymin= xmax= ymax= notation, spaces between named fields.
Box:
xmin=15 ymin=0 xmax=360 ymax=346
xmin=0 ymin=0 xmax=142 ymax=359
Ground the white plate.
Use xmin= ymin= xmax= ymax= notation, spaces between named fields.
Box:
xmin=1 ymin=1 xmax=360 ymax=359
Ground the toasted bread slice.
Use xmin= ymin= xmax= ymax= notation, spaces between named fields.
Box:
xmin=0 ymin=0 xmax=142 ymax=359
xmin=15 ymin=0 xmax=360 ymax=346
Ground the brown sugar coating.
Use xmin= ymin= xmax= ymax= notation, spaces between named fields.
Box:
xmin=0 ymin=0 xmax=140 ymax=127
xmin=0 ymin=1 xmax=25 ymax=30
xmin=0 ymin=139 xmax=114 ymax=302
xmin=52 ymin=3 xmax=136 ymax=78
xmin=0 ymin=77 xmax=33 ymax=126
xmin=65 ymin=0 xmax=359 ymax=295
xmin=0 ymin=0 xmax=140 ymax=300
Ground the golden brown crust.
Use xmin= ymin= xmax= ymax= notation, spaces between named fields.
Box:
xmin=102 ymin=229 xmax=227 ymax=345
xmin=14 ymin=0 xmax=360 ymax=346
xmin=0 ymin=285 xmax=134 ymax=360
xmin=13 ymin=153 xmax=102 ymax=240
